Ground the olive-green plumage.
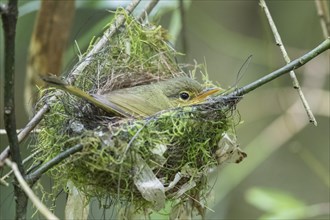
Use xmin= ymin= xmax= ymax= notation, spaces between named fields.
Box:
xmin=43 ymin=76 xmax=219 ymax=118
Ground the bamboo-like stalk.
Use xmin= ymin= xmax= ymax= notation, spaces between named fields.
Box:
xmin=260 ymin=0 xmax=317 ymax=126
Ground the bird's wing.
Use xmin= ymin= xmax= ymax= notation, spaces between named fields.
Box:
xmin=92 ymin=93 xmax=165 ymax=118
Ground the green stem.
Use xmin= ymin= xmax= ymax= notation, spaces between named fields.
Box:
xmin=228 ymin=38 xmax=330 ymax=97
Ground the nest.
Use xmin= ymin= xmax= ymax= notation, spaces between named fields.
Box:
xmin=35 ymin=10 xmax=246 ymax=219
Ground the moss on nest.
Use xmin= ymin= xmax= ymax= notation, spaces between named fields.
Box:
xmin=35 ymin=9 xmax=243 ymax=218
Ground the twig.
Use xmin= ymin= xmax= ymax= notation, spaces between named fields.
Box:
xmin=260 ymin=0 xmax=317 ymax=126
xmin=118 ymin=122 xmax=148 ymax=164
xmin=137 ymin=0 xmax=160 ymax=21
xmin=0 ymin=128 xmax=41 ymax=135
xmin=0 ymin=177 xmax=9 ymax=186
xmin=2 ymin=0 xmax=22 ymax=173
xmin=1 ymin=0 xmax=29 ymax=218
xmin=0 ymin=103 xmax=49 ymax=167
xmin=5 ymin=159 xmax=59 ymax=220
xmin=315 ymin=0 xmax=330 ymax=38
xmin=68 ymin=0 xmax=141 ymax=83
xmin=25 ymin=144 xmax=83 ymax=185
xmin=1 ymin=150 xmax=41 ymax=184
xmin=228 ymin=38 xmax=330 ymax=97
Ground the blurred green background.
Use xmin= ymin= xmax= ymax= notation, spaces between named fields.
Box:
xmin=0 ymin=1 xmax=329 ymax=219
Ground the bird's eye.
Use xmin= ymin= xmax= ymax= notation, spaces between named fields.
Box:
xmin=179 ymin=91 xmax=190 ymax=101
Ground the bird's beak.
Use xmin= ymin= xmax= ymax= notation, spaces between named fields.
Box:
xmin=191 ymin=87 xmax=222 ymax=104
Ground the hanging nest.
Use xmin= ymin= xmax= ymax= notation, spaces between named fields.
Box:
xmin=35 ymin=9 xmax=246 ymax=218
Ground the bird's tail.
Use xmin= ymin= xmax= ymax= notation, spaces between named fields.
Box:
xmin=42 ymin=75 xmax=128 ymax=117
xmin=42 ymin=75 xmax=67 ymax=87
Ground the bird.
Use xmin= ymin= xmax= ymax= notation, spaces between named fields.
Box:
xmin=42 ymin=75 xmax=220 ymax=118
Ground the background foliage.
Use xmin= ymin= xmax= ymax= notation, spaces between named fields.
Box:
xmin=0 ymin=1 xmax=329 ymax=219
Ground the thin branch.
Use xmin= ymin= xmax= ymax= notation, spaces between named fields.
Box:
xmin=260 ymin=0 xmax=317 ymax=126
xmin=2 ymin=0 xmax=22 ymax=173
xmin=25 ymin=144 xmax=83 ymax=185
xmin=5 ymin=159 xmax=59 ymax=220
xmin=227 ymin=38 xmax=330 ymax=97
xmin=1 ymin=0 xmax=29 ymax=219
xmin=0 ymin=103 xmax=49 ymax=167
xmin=137 ymin=0 xmax=160 ymax=21
xmin=315 ymin=0 xmax=330 ymax=38
xmin=0 ymin=177 xmax=9 ymax=186
xmin=68 ymin=0 xmax=141 ymax=83
xmin=1 ymin=150 xmax=41 ymax=184
xmin=0 ymin=128 xmax=41 ymax=135
xmin=0 ymin=129 xmax=38 ymax=134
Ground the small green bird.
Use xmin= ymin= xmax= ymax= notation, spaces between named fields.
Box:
xmin=43 ymin=76 xmax=220 ymax=118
